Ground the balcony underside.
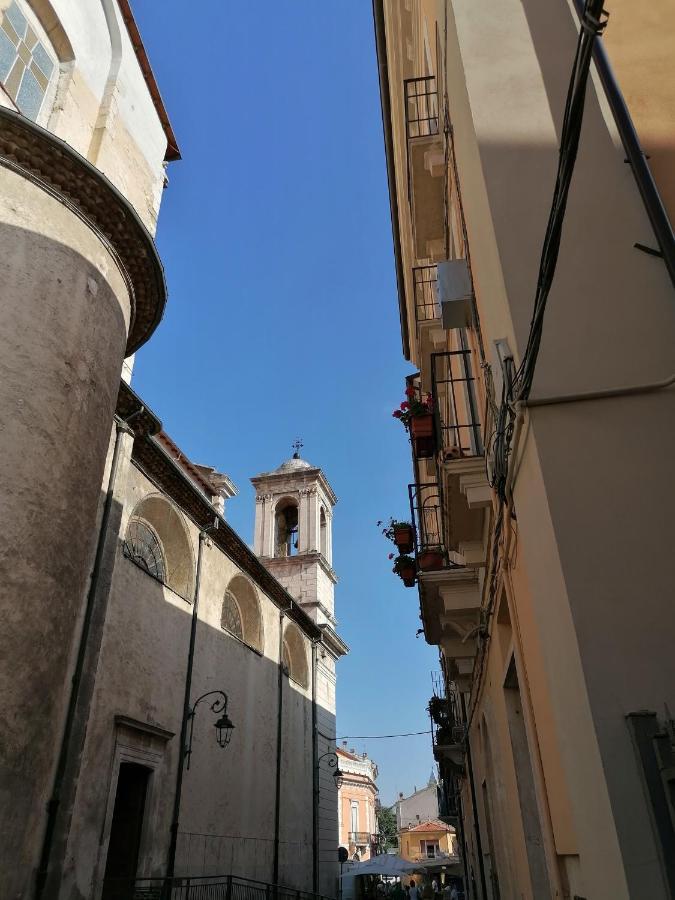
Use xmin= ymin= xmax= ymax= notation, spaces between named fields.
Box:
xmin=409 ymin=134 xmax=446 ymax=260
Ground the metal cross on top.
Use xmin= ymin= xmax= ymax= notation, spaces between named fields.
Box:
xmin=292 ymin=438 xmax=304 ymax=456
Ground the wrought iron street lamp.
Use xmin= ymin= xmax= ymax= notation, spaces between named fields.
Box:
xmin=185 ymin=690 xmax=234 ymax=769
xmin=318 ymin=750 xmax=344 ymax=789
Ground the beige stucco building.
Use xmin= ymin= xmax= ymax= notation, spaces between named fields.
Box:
xmin=398 ymin=820 xmax=456 ymax=864
xmin=373 ymin=1 xmax=675 ymax=899
xmin=0 ymin=2 xmax=347 ymax=897
xmin=337 ymin=746 xmax=380 ymax=862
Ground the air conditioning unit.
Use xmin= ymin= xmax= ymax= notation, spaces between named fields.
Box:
xmin=437 ymin=259 xmax=474 ymax=329
xmin=451 ymin=725 xmax=467 ymax=744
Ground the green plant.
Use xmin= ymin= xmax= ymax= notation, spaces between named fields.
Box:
xmin=428 ymin=695 xmax=447 ymax=723
xmin=390 ymin=553 xmax=415 ymax=575
xmin=377 ymin=518 xmax=413 ymax=543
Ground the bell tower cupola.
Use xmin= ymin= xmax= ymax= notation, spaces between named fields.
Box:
xmin=251 ymin=442 xmax=338 ymax=626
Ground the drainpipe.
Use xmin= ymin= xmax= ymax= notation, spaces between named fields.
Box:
xmin=273 ymin=607 xmax=291 ymax=889
xmin=166 ymin=518 xmax=219 ymax=878
xmin=312 ymin=640 xmax=319 ymax=895
xmin=461 ymin=694 xmax=488 ymax=900
xmin=455 ymin=791 xmax=472 ymax=900
xmin=35 ymin=409 xmax=143 ymax=899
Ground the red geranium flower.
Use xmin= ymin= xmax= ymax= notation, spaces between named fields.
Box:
xmin=392 ymin=410 xmax=403 ymax=418
xmin=400 ymin=401 xmax=410 ymax=410
xmin=405 ymin=386 xmax=416 ymax=398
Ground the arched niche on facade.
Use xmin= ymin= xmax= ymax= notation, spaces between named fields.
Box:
xmin=123 ymin=494 xmax=195 ymax=599
xmin=222 ymin=573 xmax=264 ymax=652
xmin=274 ymin=497 xmax=299 ymax=558
xmin=320 ymin=506 xmax=327 ymax=557
xmin=282 ymin=621 xmax=309 ymax=689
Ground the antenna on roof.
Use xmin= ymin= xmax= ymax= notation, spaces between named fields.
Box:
xmin=292 ymin=438 xmax=303 ymax=459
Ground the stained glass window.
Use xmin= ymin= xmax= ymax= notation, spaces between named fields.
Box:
xmin=123 ymin=518 xmax=167 ymax=583
xmin=221 ymin=592 xmax=243 ymax=640
xmin=0 ymin=1 xmax=55 ymax=121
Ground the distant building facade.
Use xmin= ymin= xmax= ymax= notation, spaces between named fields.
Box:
xmin=0 ymin=2 xmax=348 ymax=898
xmin=337 ymin=746 xmax=379 ymax=861
xmin=398 ymin=820 xmax=457 ymax=863
xmin=395 ymin=775 xmax=440 ymax=831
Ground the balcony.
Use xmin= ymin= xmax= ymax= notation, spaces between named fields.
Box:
xmin=348 ymin=832 xmax=378 ymax=847
xmin=404 ymin=76 xmax=445 ymax=260
xmin=413 ymin=264 xmax=440 ymax=323
xmin=432 ymin=350 xmax=490 ymax=564
xmin=430 ymin=691 xmax=466 ymax=774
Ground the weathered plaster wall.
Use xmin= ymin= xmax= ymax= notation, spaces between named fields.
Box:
xmin=0 ymin=165 xmax=131 ymax=898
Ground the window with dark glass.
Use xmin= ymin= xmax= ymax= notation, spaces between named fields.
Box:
xmin=123 ymin=518 xmax=167 ymax=583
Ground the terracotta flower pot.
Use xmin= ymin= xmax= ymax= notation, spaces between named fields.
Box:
xmin=410 ymin=412 xmax=434 ymax=438
xmin=393 ymin=524 xmax=414 ymax=554
xmin=398 ymin=565 xmax=416 ymax=586
xmin=418 ymin=550 xmax=444 ymax=571
xmin=410 ymin=412 xmax=435 ymax=458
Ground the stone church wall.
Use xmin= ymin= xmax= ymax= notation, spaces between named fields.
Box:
xmin=58 ymin=460 xmax=333 ymax=898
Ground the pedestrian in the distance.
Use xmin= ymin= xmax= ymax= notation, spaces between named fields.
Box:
xmin=409 ymin=880 xmax=418 ymax=900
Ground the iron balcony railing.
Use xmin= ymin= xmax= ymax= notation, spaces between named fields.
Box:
xmin=408 ymin=482 xmax=460 ymax=572
xmin=413 ymin=265 xmax=439 ymax=323
xmin=431 ymin=349 xmax=483 ymax=460
xmin=102 ymin=873 xmax=335 ymax=900
xmin=348 ymin=831 xmax=377 ymax=845
xmin=404 ymin=76 xmax=439 ymax=140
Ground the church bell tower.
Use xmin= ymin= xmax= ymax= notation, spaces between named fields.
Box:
xmin=250 ymin=442 xmax=338 ymax=626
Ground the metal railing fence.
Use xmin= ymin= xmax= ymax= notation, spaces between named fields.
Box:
xmin=431 ymin=349 xmax=482 ymax=459
xmin=413 ymin=265 xmax=439 ymax=322
xmin=102 ymin=873 xmax=334 ymax=900
xmin=404 ymin=76 xmax=439 ymax=140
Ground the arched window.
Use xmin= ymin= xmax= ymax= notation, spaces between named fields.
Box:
xmin=123 ymin=495 xmax=195 ymax=599
xmin=124 ymin=518 xmax=166 ymax=582
xmin=281 ymin=621 xmax=309 ymax=689
xmin=275 ymin=499 xmax=299 ymax=558
xmin=0 ymin=1 xmax=57 ymax=121
xmin=223 ymin=574 xmax=263 ymax=652
xmin=320 ymin=507 xmax=327 ymax=557
xmin=220 ymin=591 xmax=243 ymax=640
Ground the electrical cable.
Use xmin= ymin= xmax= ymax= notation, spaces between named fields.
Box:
xmin=336 ymin=730 xmax=432 ymax=740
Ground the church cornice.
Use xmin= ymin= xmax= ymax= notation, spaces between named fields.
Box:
xmin=0 ymin=107 xmax=167 ymax=355
xmin=318 ymin=623 xmax=350 ymax=658
xmin=117 ymin=383 xmax=323 ymax=642
xmin=250 ymin=470 xmax=338 ymax=507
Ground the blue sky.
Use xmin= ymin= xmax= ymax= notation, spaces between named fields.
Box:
xmin=132 ymin=0 xmax=437 ymax=805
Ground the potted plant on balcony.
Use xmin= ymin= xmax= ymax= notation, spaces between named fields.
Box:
xmin=418 ymin=548 xmax=445 ymax=571
xmin=378 ymin=518 xmax=415 ymax=554
xmin=392 ymin=387 xmax=435 ymax=458
xmin=390 ymin=553 xmax=416 ymax=587
xmin=428 ymin=695 xmax=447 ymax=724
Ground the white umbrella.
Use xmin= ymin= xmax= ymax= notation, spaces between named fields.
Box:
xmin=343 ymin=855 xmax=418 ymax=877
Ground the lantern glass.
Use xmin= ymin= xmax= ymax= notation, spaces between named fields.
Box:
xmin=215 ymin=713 xmax=234 ymax=748
xmin=333 ymin=767 xmax=345 ymax=790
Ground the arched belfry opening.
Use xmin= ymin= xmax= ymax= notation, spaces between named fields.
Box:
xmin=275 ymin=499 xmax=299 ymax=557
xmin=250 ymin=444 xmax=339 ymax=627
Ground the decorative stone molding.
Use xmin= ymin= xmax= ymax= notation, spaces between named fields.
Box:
xmin=0 ymin=107 xmax=167 ymax=355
